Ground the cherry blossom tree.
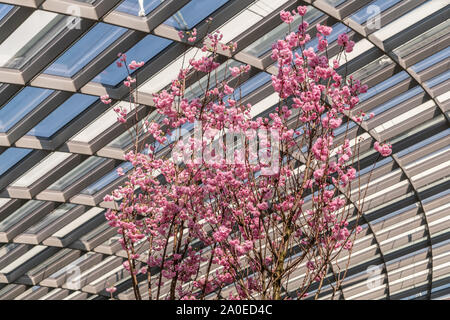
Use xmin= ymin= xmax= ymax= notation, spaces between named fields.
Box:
xmin=102 ymin=7 xmax=391 ymax=300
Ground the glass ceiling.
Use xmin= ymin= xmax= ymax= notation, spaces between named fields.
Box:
xmin=0 ymin=0 xmax=448 ymax=300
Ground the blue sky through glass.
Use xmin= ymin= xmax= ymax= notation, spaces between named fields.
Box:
xmin=115 ymin=0 xmax=164 ymax=16
xmin=0 ymin=4 xmax=13 ymax=21
xmin=92 ymin=34 xmax=172 ymax=86
xmin=0 ymin=148 xmax=32 ymax=177
xmin=164 ymin=0 xmax=229 ymax=30
xmin=43 ymin=23 xmax=127 ymax=78
xmin=27 ymin=94 xmax=99 ymax=138
xmin=0 ymin=87 xmax=54 ymax=132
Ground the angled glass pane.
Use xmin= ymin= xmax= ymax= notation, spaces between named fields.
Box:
xmin=43 ymin=23 xmax=127 ymax=77
xmin=358 ymin=71 xmax=409 ymax=102
xmin=47 ymin=252 xmax=95 ymax=279
xmin=27 ymin=94 xmax=98 ymax=138
xmin=0 ymin=200 xmax=44 ymax=232
xmin=46 ymin=156 xmax=108 ymax=191
xmin=410 ymin=46 xmax=450 ymax=73
xmin=11 ymin=152 xmax=72 ymax=188
xmin=0 ymin=148 xmax=32 ymax=177
xmin=115 ymin=0 xmax=164 ymax=16
xmin=52 ymin=207 xmax=104 ymax=238
xmin=92 ymin=35 xmax=172 ymax=86
xmin=425 ymin=70 xmax=450 ymax=88
xmin=349 ymin=0 xmax=400 ymax=24
xmin=0 ymin=245 xmax=47 ymax=274
xmin=0 ymin=243 xmax=19 ymax=260
xmin=80 ymin=162 xmax=133 ymax=195
xmin=233 ymin=72 xmax=271 ymax=98
xmin=23 ymin=203 xmax=77 ymax=234
xmin=392 ymin=19 xmax=449 ymax=59
xmin=369 ymin=86 xmax=423 ymax=115
xmin=164 ymin=0 xmax=229 ymax=30
xmin=0 ymin=10 xmax=69 ymax=69
xmin=350 ymin=54 xmax=392 ymax=80
xmin=0 ymin=4 xmax=13 ymax=21
xmin=0 ymin=87 xmax=53 ymax=132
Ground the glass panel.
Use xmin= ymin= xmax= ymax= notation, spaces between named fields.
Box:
xmin=115 ymin=0 xmax=165 ymax=16
xmin=358 ymin=71 xmax=409 ymax=102
xmin=372 ymin=1 xmax=447 ymax=42
xmin=46 ymin=156 xmax=108 ymax=191
xmin=27 ymin=94 xmax=98 ymax=138
xmin=47 ymin=252 xmax=95 ymax=279
xmin=393 ymin=19 xmax=449 ymax=59
xmin=0 ymin=148 xmax=32 ymax=177
xmin=242 ymin=6 xmax=323 ymax=57
xmin=79 ymin=222 xmax=110 ymax=241
xmin=24 ymin=248 xmax=72 ymax=276
xmin=70 ymin=104 xmax=123 ymax=143
xmin=0 ymin=10 xmax=69 ymax=69
xmin=0 ymin=200 xmax=44 ymax=232
xmin=0 ymin=246 xmax=47 ymax=274
xmin=369 ymin=86 xmax=423 ymax=115
xmin=23 ymin=203 xmax=77 ymax=234
xmin=0 ymin=87 xmax=54 ymax=132
xmin=349 ymin=55 xmax=392 ymax=80
xmin=232 ymin=72 xmax=271 ymax=98
xmin=52 ymin=207 xmax=104 ymax=238
xmin=349 ymin=0 xmax=401 ymax=24
xmin=164 ymin=0 xmax=229 ymax=30
xmin=0 ymin=243 xmax=19 ymax=259
xmin=80 ymin=162 xmax=133 ymax=195
xmin=410 ymin=47 xmax=450 ymax=73
xmin=11 ymin=152 xmax=72 ymax=188
xmin=0 ymin=4 xmax=13 ymax=21
xmin=425 ymin=70 xmax=450 ymax=88
xmin=43 ymin=23 xmax=127 ymax=77
xmin=92 ymin=35 xmax=172 ymax=86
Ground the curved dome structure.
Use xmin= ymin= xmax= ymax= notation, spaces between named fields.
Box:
xmin=0 ymin=0 xmax=448 ymax=300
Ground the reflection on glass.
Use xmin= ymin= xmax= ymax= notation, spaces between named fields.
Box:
xmin=27 ymin=94 xmax=98 ymax=138
xmin=47 ymin=156 xmax=108 ymax=191
xmin=115 ymin=0 xmax=165 ymax=16
xmin=43 ymin=23 xmax=127 ymax=77
xmin=393 ymin=20 xmax=449 ymax=59
xmin=164 ymin=0 xmax=229 ymax=30
xmin=24 ymin=248 xmax=72 ymax=276
xmin=0 ymin=11 xmax=69 ymax=69
xmin=232 ymin=72 xmax=271 ymax=99
xmin=243 ymin=6 xmax=323 ymax=57
xmin=358 ymin=71 xmax=409 ymax=102
xmin=0 ymin=245 xmax=47 ymax=274
xmin=92 ymin=35 xmax=172 ymax=86
xmin=0 ymin=4 xmax=13 ymax=21
xmin=23 ymin=203 xmax=77 ymax=234
xmin=350 ymin=54 xmax=392 ymax=81
xmin=350 ymin=0 xmax=400 ymax=24
xmin=0 ymin=148 xmax=32 ymax=177
xmin=425 ymin=70 xmax=450 ymax=88
xmin=0 ymin=200 xmax=44 ymax=232
xmin=369 ymin=86 xmax=423 ymax=115
xmin=410 ymin=47 xmax=450 ymax=73
xmin=0 ymin=243 xmax=19 ymax=259
xmin=11 ymin=152 xmax=71 ymax=188
xmin=79 ymin=222 xmax=110 ymax=241
xmin=0 ymin=87 xmax=54 ymax=132
xmin=80 ymin=162 xmax=133 ymax=195
xmin=47 ymin=252 xmax=95 ymax=279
